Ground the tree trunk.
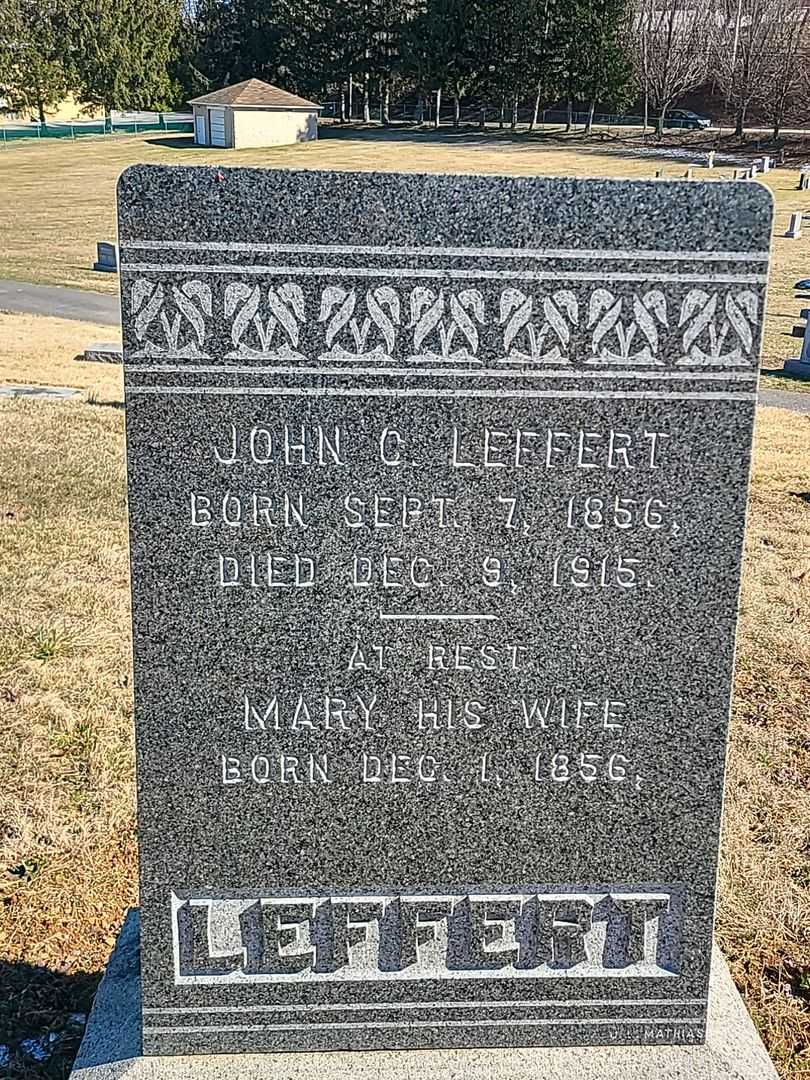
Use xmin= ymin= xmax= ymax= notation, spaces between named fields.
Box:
xmin=643 ymin=88 xmax=648 ymax=134
xmin=586 ymin=101 xmax=595 ymax=135
xmin=530 ymin=85 xmax=541 ymax=131
xmin=37 ymin=97 xmax=46 ymax=127
xmin=348 ymin=75 xmax=353 ymax=120
xmin=434 ymin=87 xmax=442 ymax=129
xmin=363 ymin=70 xmax=370 ymax=123
xmin=453 ymin=94 xmax=460 ymax=128
xmin=479 ymin=106 xmax=486 ymax=130
xmin=657 ymin=106 xmax=666 ymax=138
xmin=339 ymin=88 xmax=346 ymax=124
xmin=511 ymin=97 xmax=518 ymax=131
xmin=499 ymin=99 xmax=505 ymax=129
xmin=735 ymin=105 xmax=745 ymax=138
xmin=565 ymin=97 xmax=572 ymax=133
xmin=381 ymin=83 xmax=390 ymax=125
xmin=416 ymin=95 xmax=424 ymax=124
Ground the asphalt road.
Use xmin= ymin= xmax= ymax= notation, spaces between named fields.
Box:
xmin=759 ymin=388 xmax=810 ymax=413
xmin=0 ymin=279 xmax=119 ymax=326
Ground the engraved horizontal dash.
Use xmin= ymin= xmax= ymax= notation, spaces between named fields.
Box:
xmin=121 ymin=263 xmax=768 ymax=285
xmin=125 ymin=386 xmax=758 ymax=402
xmin=379 ymin=611 xmax=497 ymax=622
xmin=143 ymin=1016 xmax=704 ymax=1034
xmin=121 ymin=240 xmax=769 ymax=264
xmin=143 ymin=997 xmax=706 ymax=1016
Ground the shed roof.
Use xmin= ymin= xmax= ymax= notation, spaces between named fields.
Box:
xmin=189 ymin=79 xmax=320 ymax=110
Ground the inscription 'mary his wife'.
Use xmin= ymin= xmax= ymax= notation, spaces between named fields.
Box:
xmin=211 ymin=423 xmax=670 ymax=471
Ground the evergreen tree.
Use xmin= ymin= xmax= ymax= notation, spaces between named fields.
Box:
xmin=364 ymin=0 xmax=406 ymax=123
xmin=68 ymin=0 xmax=180 ymax=115
xmin=405 ymin=0 xmax=488 ymax=127
xmin=570 ymin=0 xmax=634 ymax=133
xmin=0 ymin=0 xmax=72 ymax=125
xmin=192 ymin=0 xmax=242 ymax=88
xmin=169 ymin=0 xmax=213 ymax=105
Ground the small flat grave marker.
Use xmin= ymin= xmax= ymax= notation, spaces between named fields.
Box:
xmin=117 ymin=167 xmax=772 ymax=1057
xmin=93 ymin=241 xmax=118 ymax=273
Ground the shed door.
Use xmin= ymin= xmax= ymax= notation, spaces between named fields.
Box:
xmin=194 ymin=114 xmax=207 ymax=145
xmin=209 ymin=108 xmax=226 ymax=147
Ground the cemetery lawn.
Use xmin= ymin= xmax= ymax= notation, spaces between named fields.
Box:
xmin=1 ymin=127 xmax=809 ymax=374
xmin=0 ymin=313 xmax=808 ymax=1075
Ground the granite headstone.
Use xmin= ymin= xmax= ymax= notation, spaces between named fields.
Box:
xmin=117 ymin=166 xmax=772 ymax=1057
xmin=93 ymin=241 xmax=119 ymax=273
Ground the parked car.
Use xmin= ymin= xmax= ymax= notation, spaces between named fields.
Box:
xmin=664 ymin=109 xmax=712 ymax=130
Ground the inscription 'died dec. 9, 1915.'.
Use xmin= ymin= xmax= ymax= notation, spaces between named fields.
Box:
xmin=118 ymin=167 xmax=772 ymax=1056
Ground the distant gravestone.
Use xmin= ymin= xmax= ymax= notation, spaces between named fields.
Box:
xmin=786 ymin=212 xmax=803 ymax=239
xmin=784 ymin=308 xmax=810 ymax=378
xmin=115 ymin=167 xmax=772 ymax=1059
xmin=93 ymin=241 xmax=118 ymax=273
xmin=81 ymin=341 xmax=123 ymax=363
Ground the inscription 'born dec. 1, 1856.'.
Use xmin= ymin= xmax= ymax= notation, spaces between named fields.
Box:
xmin=117 ymin=167 xmax=772 ymax=1056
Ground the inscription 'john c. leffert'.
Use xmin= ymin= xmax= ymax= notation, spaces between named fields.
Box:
xmin=210 ymin=423 xmax=670 ymax=472
xmin=171 ymin=888 xmax=681 ymax=984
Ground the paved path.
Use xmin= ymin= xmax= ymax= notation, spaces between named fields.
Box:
xmin=0 ymin=280 xmax=119 ymax=326
xmin=758 ymin=388 xmax=810 ymax=413
xmin=0 ymin=383 xmax=79 ymax=399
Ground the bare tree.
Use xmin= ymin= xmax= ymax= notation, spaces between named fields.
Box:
xmin=631 ymin=0 xmax=713 ymax=137
xmin=751 ymin=0 xmax=809 ymax=138
xmin=713 ymin=0 xmax=804 ymax=137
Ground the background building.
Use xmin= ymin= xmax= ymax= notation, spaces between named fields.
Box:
xmin=190 ymin=79 xmax=321 ymax=149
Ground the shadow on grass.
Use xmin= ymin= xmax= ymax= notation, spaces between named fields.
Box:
xmin=0 ymin=959 xmax=99 ymax=1079
xmin=761 ymin=367 xmax=810 ymax=389
xmin=143 ymin=135 xmax=196 ymax=150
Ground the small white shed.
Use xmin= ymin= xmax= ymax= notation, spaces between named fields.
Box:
xmin=189 ymin=79 xmax=321 ymax=150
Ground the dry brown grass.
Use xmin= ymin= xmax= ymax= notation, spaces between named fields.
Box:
xmin=0 ymin=313 xmax=122 ymax=403
xmin=0 ymin=325 xmax=131 ymax=1076
xmin=719 ymin=407 xmax=810 ymax=1077
xmin=1 ymin=126 xmax=809 ymax=371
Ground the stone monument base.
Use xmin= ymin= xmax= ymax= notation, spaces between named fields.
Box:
xmin=70 ymin=910 xmax=777 ymax=1080
xmin=80 ymin=343 xmax=123 ymax=364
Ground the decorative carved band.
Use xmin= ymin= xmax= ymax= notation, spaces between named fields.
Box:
xmin=128 ymin=278 xmax=761 ymax=369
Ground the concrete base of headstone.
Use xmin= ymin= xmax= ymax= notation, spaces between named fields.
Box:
xmin=70 ymin=910 xmax=777 ymax=1080
xmin=80 ymin=342 xmax=123 ymax=364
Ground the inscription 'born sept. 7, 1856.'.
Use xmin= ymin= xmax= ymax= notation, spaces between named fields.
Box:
xmin=118 ymin=166 xmax=772 ymax=1055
